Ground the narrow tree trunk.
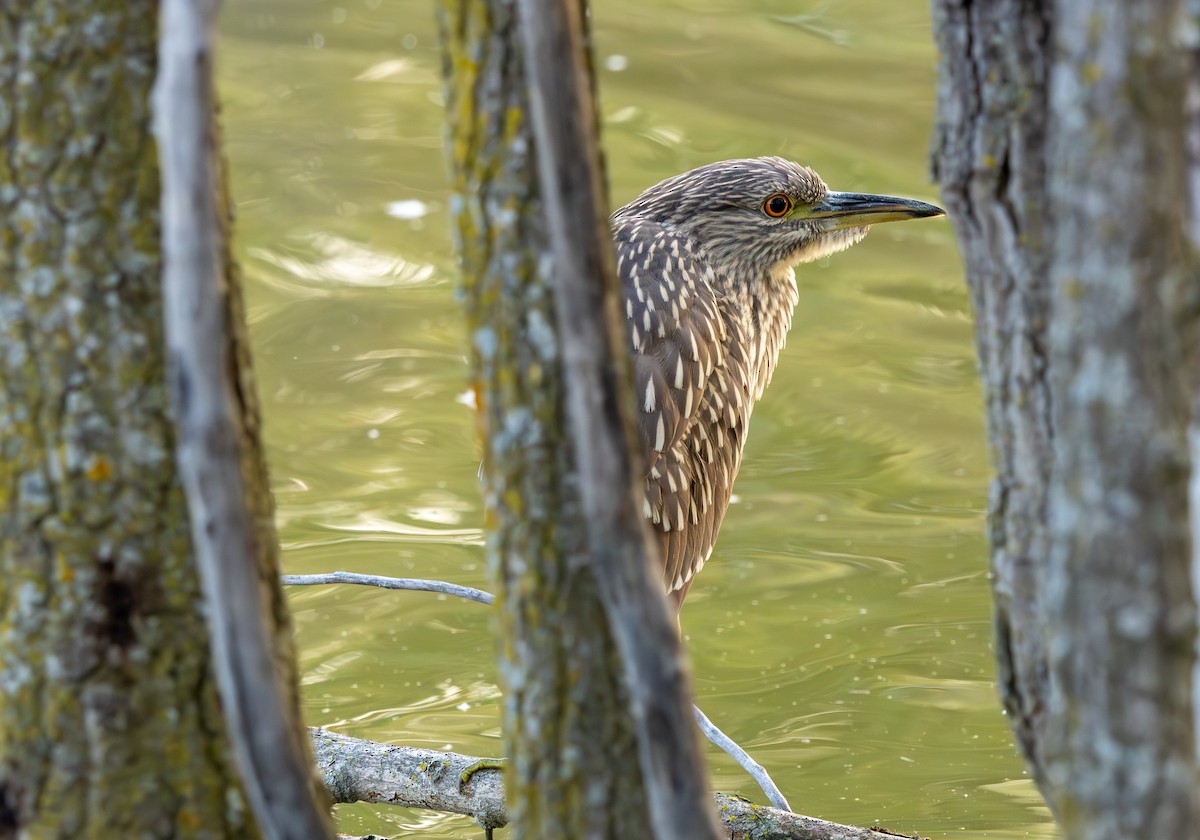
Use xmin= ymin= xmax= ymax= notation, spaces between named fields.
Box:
xmin=514 ymin=1 xmax=721 ymax=837
xmin=933 ymin=0 xmax=1200 ymax=835
xmin=930 ymin=0 xmax=1055 ymax=793
xmin=155 ymin=1 xmax=336 ymax=838
xmin=0 ymin=4 xmax=258 ymax=835
xmin=439 ymin=1 xmax=651 ymax=836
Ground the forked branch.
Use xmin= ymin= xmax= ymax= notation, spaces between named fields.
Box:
xmin=311 ymin=727 xmax=922 ymax=840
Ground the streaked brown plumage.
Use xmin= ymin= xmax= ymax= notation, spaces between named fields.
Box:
xmin=611 ymin=157 xmax=943 ymax=610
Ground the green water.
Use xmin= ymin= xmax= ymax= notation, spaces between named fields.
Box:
xmin=219 ymin=1 xmax=1055 ymax=837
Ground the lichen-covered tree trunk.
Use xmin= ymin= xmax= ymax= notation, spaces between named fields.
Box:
xmin=933 ymin=0 xmax=1200 ymax=835
xmin=512 ymin=2 xmax=722 ymax=836
xmin=0 ymin=3 xmax=262 ymax=836
xmin=439 ymin=1 xmax=652 ymax=837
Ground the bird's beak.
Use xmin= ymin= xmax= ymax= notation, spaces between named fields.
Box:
xmin=795 ymin=191 xmax=945 ymax=231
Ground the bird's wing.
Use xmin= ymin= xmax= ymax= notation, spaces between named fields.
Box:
xmin=613 ymin=218 xmax=753 ymax=604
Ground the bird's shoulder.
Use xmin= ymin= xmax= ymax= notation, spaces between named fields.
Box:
xmin=612 ymin=217 xmax=754 ymax=595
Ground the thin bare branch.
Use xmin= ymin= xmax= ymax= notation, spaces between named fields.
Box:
xmin=282 ymin=573 xmax=494 ymax=605
xmin=694 ymin=706 xmax=789 ymax=812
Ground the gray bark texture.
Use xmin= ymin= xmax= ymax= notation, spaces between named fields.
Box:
xmin=155 ymin=1 xmax=336 ymax=838
xmin=931 ymin=0 xmax=1055 ymax=783
xmin=1186 ymin=0 xmax=1200 ymax=760
xmin=439 ymin=0 xmax=651 ymax=837
xmin=0 ymin=3 xmax=260 ymax=837
xmin=933 ymin=0 xmax=1200 ymax=836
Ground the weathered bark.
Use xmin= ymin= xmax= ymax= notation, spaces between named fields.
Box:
xmin=312 ymin=729 xmax=507 ymax=831
xmin=514 ymin=0 xmax=722 ymax=837
xmin=0 ymin=3 xmax=258 ymax=836
xmin=1186 ymin=0 xmax=1200 ymax=762
xmin=930 ymin=0 xmax=1054 ymax=790
xmin=439 ymin=0 xmax=650 ymax=837
xmin=155 ymin=1 xmax=335 ymax=838
xmin=933 ymin=0 xmax=1200 ymax=835
xmin=309 ymin=728 xmax=914 ymax=840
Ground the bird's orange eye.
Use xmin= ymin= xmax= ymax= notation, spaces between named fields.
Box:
xmin=763 ymin=193 xmax=793 ymax=218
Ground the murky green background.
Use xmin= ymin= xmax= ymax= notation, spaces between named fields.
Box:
xmin=218 ymin=1 xmax=1055 ymax=837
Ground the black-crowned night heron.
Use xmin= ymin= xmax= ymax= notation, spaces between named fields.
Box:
xmin=613 ymin=156 xmax=943 ymax=610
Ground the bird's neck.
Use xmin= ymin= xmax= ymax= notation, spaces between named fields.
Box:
xmin=718 ymin=265 xmax=799 ymax=404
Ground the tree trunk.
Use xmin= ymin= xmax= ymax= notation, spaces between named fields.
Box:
xmin=439 ymin=1 xmax=651 ymax=837
xmin=1041 ymin=3 xmax=1199 ymax=835
xmin=933 ymin=0 xmax=1200 ymax=835
xmin=513 ymin=1 xmax=722 ymax=837
xmin=1185 ymin=0 xmax=1200 ymax=765
xmin=155 ymin=1 xmax=336 ymax=838
xmin=0 ymin=3 xmax=259 ymax=836
xmin=930 ymin=0 xmax=1055 ymax=791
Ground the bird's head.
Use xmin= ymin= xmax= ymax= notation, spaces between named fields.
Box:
xmin=613 ymin=156 xmax=944 ymax=280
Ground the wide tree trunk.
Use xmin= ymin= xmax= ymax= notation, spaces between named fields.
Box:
xmin=0 ymin=3 xmax=326 ymax=836
xmin=933 ymin=0 xmax=1200 ymax=835
xmin=0 ymin=3 xmax=260 ymax=836
xmin=439 ymin=1 xmax=651 ymax=837
xmin=1041 ymin=4 xmax=1198 ymax=836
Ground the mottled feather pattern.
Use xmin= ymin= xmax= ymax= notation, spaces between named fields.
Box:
xmin=613 ymin=215 xmax=772 ymax=604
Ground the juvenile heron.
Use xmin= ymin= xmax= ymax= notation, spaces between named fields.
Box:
xmin=613 ymin=156 xmax=943 ymax=610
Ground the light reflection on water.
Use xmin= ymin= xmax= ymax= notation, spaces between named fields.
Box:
xmin=250 ymin=232 xmax=439 ymax=292
xmin=220 ymin=1 xmax=1056 ymax=837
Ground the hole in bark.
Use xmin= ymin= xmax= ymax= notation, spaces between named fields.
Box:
xmin=995 ymin=146 xmax=1011 ymax=198
xmin=96 ymin=556 xmax=137 ymax=648
xmin=0 ymin=781 xmax=19 ymax=834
